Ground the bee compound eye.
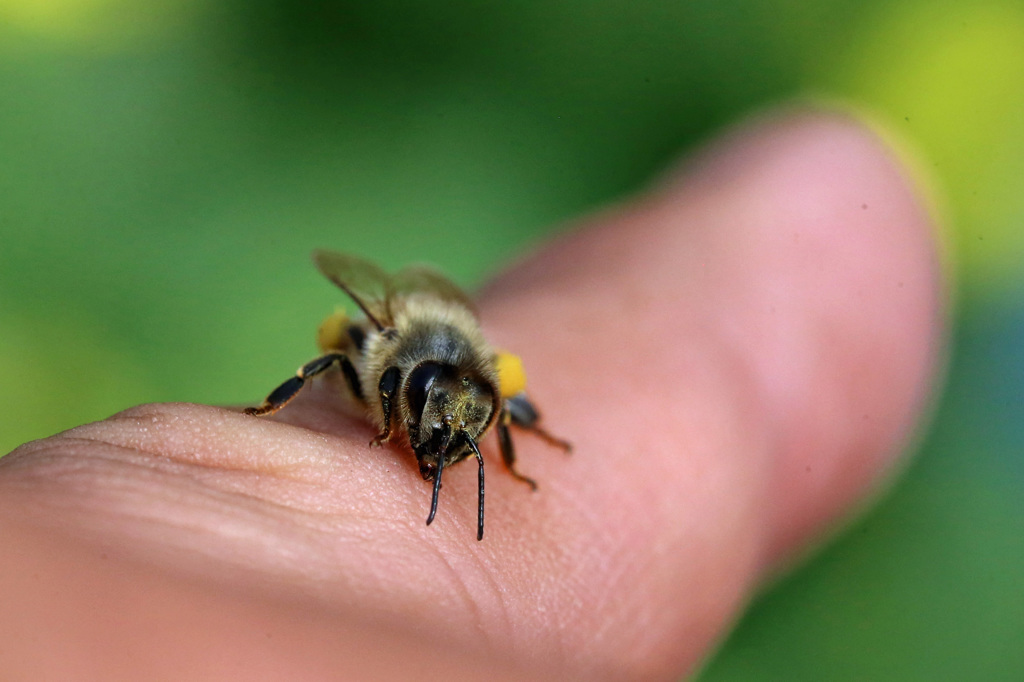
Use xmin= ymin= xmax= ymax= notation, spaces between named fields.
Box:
xmin=405 ymin=362 xmax=446 ymax=421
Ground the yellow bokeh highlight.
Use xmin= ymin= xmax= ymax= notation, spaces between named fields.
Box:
xmin=0 ymin=0 xmax=201 ymax=48
xmin=826 ymin=0 xmax=1024 ymax=297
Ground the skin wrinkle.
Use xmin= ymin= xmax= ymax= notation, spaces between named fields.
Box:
xmin=104 ymin=405 xmax=341 ymax=475
xmin=472 ymin=552 xmax=516 ymax=651
xmin=4 ymin=438 xmax=232 ymax=503
xmin=36 ymin=432 xmax=347 ymax=528
xmin=117 ymin=404 xmax=419 ymax=518
xmin=423 ymin=536 xmax=500 ymax=656
xmin=6 ymin=439 xmax=403 ymax=605
xmin=466 ymin=478 xmax=586 ymax=662
xmin=50 ymin=446 xmax=325 ymax=552
xmin=457 ymin=472 xmax=589 ymax=669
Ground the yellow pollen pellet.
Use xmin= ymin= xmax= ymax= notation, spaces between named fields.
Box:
xmin=317 ymin=309 xmax=349 ymax=352
xmin=494 ymin=351 xmax=527 ymax=398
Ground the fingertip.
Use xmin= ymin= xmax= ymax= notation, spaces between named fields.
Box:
xmin=660 ymin=106 xmax=948 ymax=566
xmin=693 ymin=108 xmax=947 ymax=566
xmin=478 ymin=107 xmax=946 ymax=674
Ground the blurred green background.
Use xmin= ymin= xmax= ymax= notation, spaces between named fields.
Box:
xmin=2 ymin=0 xmax=1022 ymax=678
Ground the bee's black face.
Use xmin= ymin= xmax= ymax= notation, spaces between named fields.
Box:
xmin=415 ymin=421 xmax=454 ymax=480
xmin=405 ymin=361 xmax=494 ymax=477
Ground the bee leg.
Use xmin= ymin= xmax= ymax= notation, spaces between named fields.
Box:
xmin=497 ymin=407 xmax=539 ymax=491
xmin=245 ymin=352 xmax=361 ymax=416
xmin=505 ymin=393 xmax=572 ymax=453
xmin=370 ymin=366 xmax=400 ymax=447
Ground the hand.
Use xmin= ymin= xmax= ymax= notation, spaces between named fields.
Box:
xmin=0 ymin=109 xmax=943 ymax=681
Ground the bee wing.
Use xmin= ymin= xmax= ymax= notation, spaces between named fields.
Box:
xmin=312 ymin=249 xmax=395 ymax=329
xmin=388 ymin=265 xmax=477 ymax=314
xmin=312 ymin=250 xmax=477 ymax=329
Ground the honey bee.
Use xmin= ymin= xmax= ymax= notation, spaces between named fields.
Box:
xmin=245 ymin=250 xmax=570 ymax=540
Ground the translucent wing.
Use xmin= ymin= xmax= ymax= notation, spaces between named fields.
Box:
xmin=312 ymin=250 xmax=394 ymax=329
xmin=388 ymin=265 xmax=476 ymax=314
xmin=311 ymin=250 xmax=475 ymax=329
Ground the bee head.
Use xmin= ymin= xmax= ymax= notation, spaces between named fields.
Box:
xmin=405 ymin=361 xmax=495 ymax=476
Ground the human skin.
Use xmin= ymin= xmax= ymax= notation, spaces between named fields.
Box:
xmin=0 ymin=109 xmax=944 ymax=681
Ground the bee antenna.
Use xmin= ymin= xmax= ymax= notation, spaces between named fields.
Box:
xmin=465 ymin=435 xmax=485 ymax=541
xmin=426 ymin=453 xmax=444 ymax=527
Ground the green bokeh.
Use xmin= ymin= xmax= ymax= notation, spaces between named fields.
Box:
xmin=2 ymin=0 xmax=1022 ymax=678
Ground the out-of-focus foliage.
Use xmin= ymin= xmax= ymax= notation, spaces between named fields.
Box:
xmin=1 ymin=0 xmax=1022 ymax=679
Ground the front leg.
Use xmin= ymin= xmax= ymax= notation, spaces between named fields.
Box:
xmin=246 ymin=352 xmax=361 ymax=416
xmin=370 ymin=366 xmax=401 ymax=447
